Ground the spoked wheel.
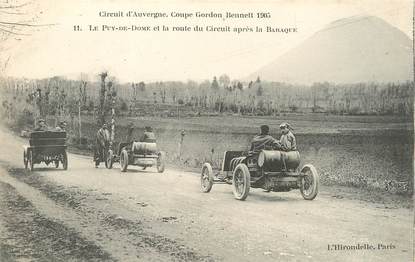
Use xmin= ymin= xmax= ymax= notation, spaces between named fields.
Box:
xmin=300 ymin=164 xmax=319 ymax=200
xmin=200 ymin=163 xmax=213 ymax=193
xmin=23 ymin=150 xmax=28 ymax=170
xmin=232 ymin=164 xmax=250 ymax=200
xmin=120 ymin=149 xmax=129 ymax=172
xmin=55 ymin=160 xmax=59 ymax=168
xmin=156 ymin=151 xmax=165 ymax=173
xmin=27 ymin=150 xmax=34 ymax=171
xmin=106 ymin=150 xmax=114 ymax=169
xmin=62 ymin=151 xmax=68 ymax=170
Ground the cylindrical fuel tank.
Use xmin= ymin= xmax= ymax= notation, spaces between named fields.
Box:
xmin=258 ymin=150 xmax=300 ymax=171
xmin=132 ymin=142 xmax=157 ymax=154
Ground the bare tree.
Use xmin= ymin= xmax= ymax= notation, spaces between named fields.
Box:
xmin=218 ymin=74 xmax=230 ymax=89
xmin=0 ymin=0 xmax=54 ymax=73
xmin=98 ymin=72 xmax=107 ymax=126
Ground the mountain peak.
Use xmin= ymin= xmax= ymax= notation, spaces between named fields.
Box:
xmin=248 ymin=16 xmax=413 ymax=84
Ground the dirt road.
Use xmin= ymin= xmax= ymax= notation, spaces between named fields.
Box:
xmin=0 ymin=127 xmax=412 ymax=261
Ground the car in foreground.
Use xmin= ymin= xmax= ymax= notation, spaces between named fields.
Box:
xmin=201 ymin=149 xmax=319 ymax=200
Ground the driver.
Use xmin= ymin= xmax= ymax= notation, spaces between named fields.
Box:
xmin=140 ymin=126 xmax=156 ymax=143
xmin=250 ymin=125 xmax=280 ymax=153
xmin=94 ymin=123 xmax=110 ymax=167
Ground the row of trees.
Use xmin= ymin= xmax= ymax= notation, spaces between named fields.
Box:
xmin=117 ymin=77 xmax=413 ymax=116
xmin=1 ymin=75 xmax=413 ymax=129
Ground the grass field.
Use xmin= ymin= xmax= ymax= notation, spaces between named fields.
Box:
xmin=16 ymin=113 xmax=408 ymax=196
xmin=58 ymin=113 xmax=414 ymax=195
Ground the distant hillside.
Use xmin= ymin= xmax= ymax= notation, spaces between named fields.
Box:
xmin=248 ymin=16 xmax=413 ymax=84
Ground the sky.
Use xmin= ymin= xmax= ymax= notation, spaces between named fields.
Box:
xmin=1 ymin=0 xmax=413 ymax=83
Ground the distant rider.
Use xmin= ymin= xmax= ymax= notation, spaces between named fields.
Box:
xmin=94 ymin=123 xmax=110 ymax=167
xmin=55 ymin=121 xmax=67 ymax=131
xmin=139 ymin=126 xmax=156 ymax=143
xmin=126 ymin=122 xmax=135 ymax=142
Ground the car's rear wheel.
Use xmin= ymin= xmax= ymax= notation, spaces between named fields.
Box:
xmin=62 ymin=151 xmax=68 ymax=170
xmin=23 ymin=150 xmax=28 ymax=170
xmin=201 ymin=163 xmax=213 ymax=193
xmin=300 ymin=164 xmax=319 ymax=200
xmin=120 ymin=149 xmax=129 ymax=172
xmin=232 ymin=163 xmax=250 ymax=200
xmin=28 ymin=150 xmax=34 ymax=171
xmin=157 ymin=151 xmax=165 ymax=173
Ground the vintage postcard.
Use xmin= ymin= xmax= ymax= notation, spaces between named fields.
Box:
xmin=0 ymin=0 xmax=413 ymax=261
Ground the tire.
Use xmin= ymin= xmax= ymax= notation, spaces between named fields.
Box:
xmin=23 ymin=150 xmax=28 ymax=170
xmin=55 ymin=160 xmax=59 ymax=168
xmin=120 ymin=149 xmax=129 ymax=172
xmin=28 ymin=150 xmax=34 ymax=171
xmin=156 ymin=151 xmax=165 ymax=173
xmin=62 ymin=151 xmax=68 ymax=170
xmin=300 ymin=164 xmax=319 ymax=200
xmin=232 ymin=163 xmax=250 ymax=200
xmin=106 ymin=150 xmax=113 ymax=169
xmin=200 ymin=163 xmax=214 ymax=193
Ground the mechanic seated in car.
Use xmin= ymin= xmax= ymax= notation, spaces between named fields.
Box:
xmin=139 ymin=126 xmax=156 ymax=143
xmin=279 ymin=122 xmax=297 ymax=151
xmin=34 ymin=119 xmax=49 ymax=131
xmin=55 ymin=120 xmax=67 ymax=131
xmin=250 ymin=125 xmax=280 ymax=153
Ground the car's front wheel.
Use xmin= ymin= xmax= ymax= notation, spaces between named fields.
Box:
xmin=120 ymin=149 xmax=129 ymax=172
xmin=156 ymin=151 xmax=165 ymax=173
xmin=300 ymin=164 xmax=319 ymax=200
xmin=232 ymin=163 xmax=250 ymax=200
xmin=201 ymin=163 xmax=213 ymax=193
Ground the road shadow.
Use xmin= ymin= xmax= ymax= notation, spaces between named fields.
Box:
xmin=247 ymin=191 xmax=302 ymax=202
xmin=122 ymin=168 xmax=160 ymax=174
xmin=210 ymin=186 xmax=302 ymax=203
xmin=30 ymin=167 xmax=67 ymax=172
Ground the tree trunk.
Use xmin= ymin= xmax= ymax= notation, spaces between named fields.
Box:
xmin=98 ymin=72 xmax=107 ymax=126
xmin=78 ymin=101 xmax=82 ymax=145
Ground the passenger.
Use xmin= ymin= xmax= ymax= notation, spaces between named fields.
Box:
xmin=55 ymin=121 xmax=67 ymax=131
xmin=139 ymin=126 xmax=156 ymax=143
xmin=34 ymin=119 xmax=48 ymax=131
xmin=125 ymin=122 xmax=135 ymax=142
xmin=94 ymin=123 xmax=110 ymax=167
xmin=279 ymin=122 xmax=297 ymax=151
xmin=250 ymin=125 xmax=280 ymax=153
